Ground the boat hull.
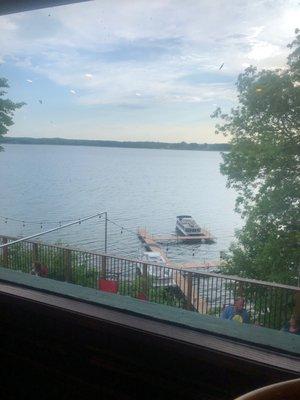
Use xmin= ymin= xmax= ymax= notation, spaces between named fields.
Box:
xmin=175 ymin=227 xmax=214 ymax=244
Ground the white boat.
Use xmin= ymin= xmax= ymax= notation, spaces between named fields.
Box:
xmin=176 ymin=215 xmax=202 ymax=236
xmin=140 ymin=251 xmax=174 ymax=287
xmin=141 ymin=251 xmax=167 ymax=266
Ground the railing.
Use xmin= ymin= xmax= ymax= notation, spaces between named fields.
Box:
xmin=0 ymin=235 xmax=299 ymax=330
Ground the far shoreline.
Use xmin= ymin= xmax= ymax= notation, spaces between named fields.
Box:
xmin=0 ymin=137 xmax=230 ymax=152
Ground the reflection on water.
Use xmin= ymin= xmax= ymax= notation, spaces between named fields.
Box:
xmin=0 ymin=144 xmax=242 ymax=264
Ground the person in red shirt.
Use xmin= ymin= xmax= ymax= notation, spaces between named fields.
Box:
xmin=40 ymin=264 xmax=49 ymax=277
xmin=31 ymin=262 xmax=48 ymax=277
xmin=31 ymin=262 xmax=42 ymax=276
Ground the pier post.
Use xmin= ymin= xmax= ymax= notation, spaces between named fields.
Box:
xmin=186 ymin=272 xmax=193 ymax=310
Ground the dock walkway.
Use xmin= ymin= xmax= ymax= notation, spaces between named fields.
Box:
xmin=153 ymin=230 xmax=215 ymax=244
xmin=138 ymin=228 xmax=212 ymax=313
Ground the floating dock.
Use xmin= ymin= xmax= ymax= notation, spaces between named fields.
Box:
xmin=137 ymin=228 xmax=219 ymax=313
xmin=137 ymin=224 xmax=215 ymax=246
xmin=175 ymin=260 xmax=221 ymax=271
xmin=137 ymin=229 xmax=219 ymax=270
xmin=153 ymin=230 xmax=215 ymax=244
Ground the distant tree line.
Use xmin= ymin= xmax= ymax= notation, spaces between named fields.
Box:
xmin=0 ymin=136 xmax=230 ymax=151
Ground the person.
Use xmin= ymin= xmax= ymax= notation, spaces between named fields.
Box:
xmin=221 ymin=297 xmax=249 ymax=323
xmin=40 ymin=264 xmax=49 ymax=277
xmin=31 ymin=261 xmax=42 ymax=276
xmin=281 ymin=315 xmax=300 ymax=335
xmin=31 ymin=262 xmax=48 ymax=277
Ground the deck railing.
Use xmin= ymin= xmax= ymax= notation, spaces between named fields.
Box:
xmin=0 ymin=235 xmax=299 ymax=330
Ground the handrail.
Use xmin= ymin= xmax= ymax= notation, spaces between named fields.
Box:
xmin=0 ymin=212 xmax=106 ymax=248
xmin=1 ymin=234 xmax=299 ymax=291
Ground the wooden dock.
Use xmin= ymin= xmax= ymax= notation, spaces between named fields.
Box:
xmin=137 ymin=228 xmax=211 ymax=313
xmin=175 ymin=260 xmax=222 ymax=271
xmin=153 ymin=230 xmax=215 ymax=244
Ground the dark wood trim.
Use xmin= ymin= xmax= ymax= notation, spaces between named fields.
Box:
xmin=0 ymin=280 xmax=299 ymax=399
xmin=0 ymin=281 xmax=299 ymax=374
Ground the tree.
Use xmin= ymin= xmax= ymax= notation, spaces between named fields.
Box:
xmin=0 ymin=77 xmax=25 ymax=151
xmin=212 ymin=30 xmax=300 ymax=285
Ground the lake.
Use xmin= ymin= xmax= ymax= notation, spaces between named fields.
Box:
xmin=0 ymin=144 xmax=242 ymax=264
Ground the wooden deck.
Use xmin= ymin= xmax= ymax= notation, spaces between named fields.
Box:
xmin=138 ymin=228 xmax=210 ymax=313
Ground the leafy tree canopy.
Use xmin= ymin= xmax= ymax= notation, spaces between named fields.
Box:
xmin=0 ymin=77 xmax=25 ymax=150
xmin=212 ymin=30 xmax=300 ymax=285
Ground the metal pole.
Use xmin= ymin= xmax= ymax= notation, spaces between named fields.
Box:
xmin=0 ymin=211 xmax=107 ymax=248
xmin=104 ymin=212 xmax=108 ymax=253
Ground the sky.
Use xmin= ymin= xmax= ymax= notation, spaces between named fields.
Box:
xmin=0 ymin=0 xmax=299 ymax=143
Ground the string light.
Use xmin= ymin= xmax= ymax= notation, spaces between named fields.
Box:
xmin=0 ymin=214 xmax=96 ymax=226
xmin=106 ymin=217 xmax=137 ymax=237
xmin=0 ymin=214 xmax=236 ymax=241
xmin=0 ymin=212 xmax=236 ymax=266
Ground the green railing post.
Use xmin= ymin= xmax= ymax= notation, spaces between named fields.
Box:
xmin=142 ymin=263 xmax=148 ymax=296
xmin=32 ymin=242 xmax=38 ymax=263
xmin=186 ymin=271 xmax=193 ymax=311
xmin=101 ymin=255 xmax=107 ymax=279
xmin=2 ymin=237 xmax=8 ymax=267
xmin=64 ymin=249 xmax=72 ymax=282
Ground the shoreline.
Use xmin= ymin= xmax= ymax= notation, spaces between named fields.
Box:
xmin=0 ymin=137 xmax=230 ymax=152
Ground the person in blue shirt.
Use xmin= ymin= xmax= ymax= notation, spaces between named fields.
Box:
xmin=221 ymin=297 xmax=250 ymax=323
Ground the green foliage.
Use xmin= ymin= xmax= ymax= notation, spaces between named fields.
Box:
xmin=70 ymin=264 xmax=98 ymax=288
xmin=2 ymin=243 xmax=33 ymax=273
xmin=0 ymin=77 xmax=25 ymax=150
xmin=0 ymin=242 xmax=99 ymax=287
xmin=119 ymin=275 xmax=148 ymax=298
xmin=212 ymin=30 xmax=300 ymax=285
xmin=40 ymin=247 xmax=65 ymax=281
xmin=0 ymin=242 xmax=182 ymax=307
xmin=119 ymin=275 xmax=183 ymax=307
xmin=287 ymin=28 xmax=300 ymax=82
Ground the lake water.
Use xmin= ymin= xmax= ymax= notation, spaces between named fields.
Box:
xmin=0 ymin=144 xmax=242 ymax=265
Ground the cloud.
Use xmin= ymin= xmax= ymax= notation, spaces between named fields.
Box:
xmin=247 ymin=41 xmax=281 ymax=61
xmin=0 ymin=0 xmax=299 ymax=141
